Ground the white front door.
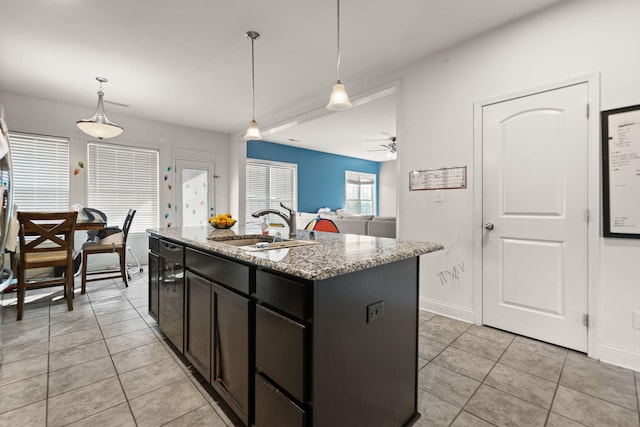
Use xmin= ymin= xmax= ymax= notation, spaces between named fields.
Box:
xmin=175 ymin=159 xmax=215 ymax=228
xmin=482 ymin=83 xmax=589 ymax=352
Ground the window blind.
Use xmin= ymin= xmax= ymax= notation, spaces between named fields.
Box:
xmin=88 ymin=142 xmax=159 ymax=234
xmin=9 ymin=132 xmax=70 ymax=212
xmin=246 ymin=159 xmax=297 ymax=234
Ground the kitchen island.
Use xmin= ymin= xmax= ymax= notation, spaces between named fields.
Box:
xmin=147 ymin=227 xmax=443 ymax=427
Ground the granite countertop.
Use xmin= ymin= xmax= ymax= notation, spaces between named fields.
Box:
xmin=147 ymin=226 xmax=443 ymax=281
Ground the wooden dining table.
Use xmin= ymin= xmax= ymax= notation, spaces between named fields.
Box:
xmin=76 ymin=217 xmax=106 ymax=231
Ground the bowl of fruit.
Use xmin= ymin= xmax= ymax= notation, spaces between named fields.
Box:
xmin=209 ymin=213 xmax=237 ymax=229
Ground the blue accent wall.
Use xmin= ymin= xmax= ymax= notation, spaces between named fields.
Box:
xmin=247 ymin=140 xmax=380 ymax=214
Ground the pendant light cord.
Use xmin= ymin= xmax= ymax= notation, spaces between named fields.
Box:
xmin=244 ymin=31 xmax=261 ymax=139
xmin=251 ymin=36 xmax=256 ymax=121
xmin=336 ymin=0 xmax=341 ymax=82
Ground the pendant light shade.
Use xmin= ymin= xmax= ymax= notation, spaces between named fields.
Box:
xmin=244 ymin=31 xmax=262 ymax=141
xmin=327 ymin=0 xmax=352 ymax=111
xmin=244 ymin=119 xmax=261 ymax=140
xmin=76 ymin=77 xmax=123 ymax=139
xmin=327 ymin=82 xmax=351 ymax=111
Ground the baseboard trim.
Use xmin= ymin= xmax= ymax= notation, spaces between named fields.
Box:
xmin=420 ymin=298 xmax=474 ymax=323
xmin=598 ymin=343 xmax=640 ymax=372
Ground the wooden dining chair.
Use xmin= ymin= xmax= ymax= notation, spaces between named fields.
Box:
xmin=17 ymin=211 xmax=78 ymax=321
xmin=81 ymin=209 xmax=136 ymax=293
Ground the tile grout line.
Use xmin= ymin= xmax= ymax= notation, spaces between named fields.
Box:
xmin=95 ymin=285 xmax=143 ymax=427
xmin=542 ymin=347 xmax=568 ymax=426
xmin=114 ymin=276 xmax=213 ymax=425
xmin=633 ymin=372 xmax=640 ymax=426
xmin=451 ymin=332 xmax=515 ymax=427
xmin=635 ymin=372 xmax=640 ymax=425
xmin=420 ymin=318 xmax=484 ymax=426
xmin=45 ymin=300 xmax=51 ymax=426
xmin=558 ymin=358 xmax=640 ymax=416
xmin=50 ymin=277 xmax=142 ymax=426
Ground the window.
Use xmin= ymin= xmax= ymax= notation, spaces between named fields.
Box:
xmin=88 ymin=142 xmax=159 ymax=234
xmin=245 ymin=159 xmax=297 ymax=234
xmin=345 ymin=171 xmax=376 ymax=216
xmin=9 ymin=132 xmax=70 ymax=212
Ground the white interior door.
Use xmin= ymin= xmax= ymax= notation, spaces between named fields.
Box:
xmin=175 ymin=159 xmax=215 ymax=227
xmin=482 ymin=83 xmax=589 ymax=352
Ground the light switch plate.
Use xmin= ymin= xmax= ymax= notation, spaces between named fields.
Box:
xmin=434 ymin=191 xmax=444 ymax=203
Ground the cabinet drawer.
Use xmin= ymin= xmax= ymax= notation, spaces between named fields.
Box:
xmin=255 ymin=373 xmax=305 ymax=427
xmin=256 ymin=304 xmax=305 ymax=403
xmin=186 ymin=248 xmax=250 ymax=294
xmin=149 ymin=235 xmax=159 ymax=254
xmin=255 ymin=270 xmax=306 ymax=319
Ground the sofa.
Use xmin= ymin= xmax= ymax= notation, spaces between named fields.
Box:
xmin=296 ymin=212 xmax=396 ymax=238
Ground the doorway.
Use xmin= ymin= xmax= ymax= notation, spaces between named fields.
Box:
xmin=175 ymin=159 xmax=215 ymax=228
xmin=477 ymin=79 xmax=598 ymax=353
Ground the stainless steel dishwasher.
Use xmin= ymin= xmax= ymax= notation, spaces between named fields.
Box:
xmin=159 ymin=240 xmax=184 ymax=353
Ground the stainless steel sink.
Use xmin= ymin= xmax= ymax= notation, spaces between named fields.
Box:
xmin=245 ymin=240 xmax=317 ymax=251
xmin=210 ymin=235 xmax=317 ymax=251
xmin=215 ymin=237 xmax=272 ymax=246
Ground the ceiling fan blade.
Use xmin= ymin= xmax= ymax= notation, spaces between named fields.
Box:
xmin=365 ymin=135 xmax=397 ymax=143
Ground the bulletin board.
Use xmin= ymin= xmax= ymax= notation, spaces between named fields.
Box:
xmin=409 ymin=166 xmax=467 ymax=191
xmin=602 ymin=104 xmax=640 ymax=238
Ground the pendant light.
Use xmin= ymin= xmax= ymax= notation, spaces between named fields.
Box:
xmin=244 ymin=31 xmax=262 ymax=140
xmin=327 ymin=0 xmax=352 ymax=111
xmin=76 ymin=77 xmax=123 ymax=139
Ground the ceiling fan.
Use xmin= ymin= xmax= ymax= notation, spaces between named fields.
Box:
xmin=367 ymin=136 xmax=397 ymax=156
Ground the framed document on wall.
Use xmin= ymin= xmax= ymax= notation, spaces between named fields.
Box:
xmin=602 ymin=104 xmax=640 ymax=238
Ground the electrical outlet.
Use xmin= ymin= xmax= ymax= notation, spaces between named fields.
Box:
xmin=633 ymin=310 xmax=640 ymax=330
xmin=434 ymin=191 xmax=444 ymax=203
xmin=367 ymin=301 xmax=384 ymax=323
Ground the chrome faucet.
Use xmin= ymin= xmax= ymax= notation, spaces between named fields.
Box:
xmin=251 ymin=202 xmax=297 ymax=239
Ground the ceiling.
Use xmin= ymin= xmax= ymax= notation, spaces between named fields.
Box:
xmin=0 ymin=0 xmax=564 ymax=161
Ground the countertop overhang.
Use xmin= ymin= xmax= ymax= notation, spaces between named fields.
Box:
xmin=147 ymin=227 xmax=443 ymax=281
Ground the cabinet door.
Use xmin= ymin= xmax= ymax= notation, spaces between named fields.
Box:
xmin=212 ymin=283 xmax=250 ymax=425
xmin=185 ymin=272 xmax=212 ymax=382
xmin=148 ymin=252 xmax=159 ymax=322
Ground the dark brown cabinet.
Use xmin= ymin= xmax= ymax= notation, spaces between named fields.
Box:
xmin=254 ymin=271 xmax=309 ymax=426
xmin=185 ymin=271 xmax=212 ymax=381
xmin=184 ymin=248 xmax=251 ymax=426
xmin=255 ymin=304 xmax=305 ymax=403
xmin=254 ymin=260 xmax=420 ymax=427
xmin=150 ymin=233 xmax=422 ymax=427
xmin=211 ymin=283 xmax=250 ymax=425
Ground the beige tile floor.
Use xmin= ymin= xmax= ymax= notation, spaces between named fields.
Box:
xmin=0 ymin=270 xmax=638 ymax=426
xmin=416 ymin=311 xmax=640 ymax=427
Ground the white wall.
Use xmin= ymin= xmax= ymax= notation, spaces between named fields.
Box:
xmin=378 ymin=160 xmax=397 ymax=217
xmin=396 ymin=0 xmax=640 ymax=370
xmin=0 ymin=91 xmax=232 ymax=267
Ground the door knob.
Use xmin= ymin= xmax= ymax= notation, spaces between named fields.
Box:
xmin=484 ymin=222 xmax=494 ymax=230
